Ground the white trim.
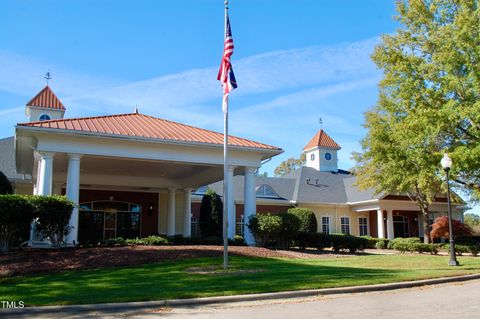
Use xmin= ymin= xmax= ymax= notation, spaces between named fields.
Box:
xmin=16 ymin=125 xmax=283 ymax=155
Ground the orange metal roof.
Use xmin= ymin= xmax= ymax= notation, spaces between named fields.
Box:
xmin=303 ymin=129 xmax=341 ymax=150
xmin=26 ymin=86 xmax=66 ymax=110
xmin=18 ymin=113 xmax=281 ymax=150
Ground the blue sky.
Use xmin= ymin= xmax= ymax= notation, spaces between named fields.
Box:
xmin=2 ymin=1 xmax=475 ymax=213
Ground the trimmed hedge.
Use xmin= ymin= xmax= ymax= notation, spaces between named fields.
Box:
xmin=295 ymin=232 xmax=367 ymax=253
xmin=375 ymin=239 xmax=389 ymax=249
xmin=0 ymin=194 xmax=35 ymax=252
xmin=442 ymin=243 xmax=479 ymax=256
xmin=287 ymin=208 xmax=317 ymax=233
xmin=90 ymin=235 xmax=248 ymax=248
xmin=31 ymin=195 xmax=74 ymax=247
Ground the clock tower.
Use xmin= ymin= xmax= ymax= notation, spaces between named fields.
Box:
xmin=303 ymin=129 xmax=340 ymax=172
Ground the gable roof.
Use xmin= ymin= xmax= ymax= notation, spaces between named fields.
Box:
xmin=17 ymin=113 xmax=281 ymax=150
xmin=303 ymin=129 xmax=341 ymax=151
xmin=26 ymin=86 xmax=66 ymax=110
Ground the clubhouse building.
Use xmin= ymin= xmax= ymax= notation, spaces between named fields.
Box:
xmin=0 ymin=86 xmax=466 ymax=246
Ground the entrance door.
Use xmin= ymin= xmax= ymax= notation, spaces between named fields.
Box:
xmin=393 ymin=215 xmax=410 ymax=238
xmin=104 ymin=210 xmax=117 ymax=239
xmin=79 ymin=201 xmax=141 ymax=242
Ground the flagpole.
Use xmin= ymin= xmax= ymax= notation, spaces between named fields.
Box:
xmin=222 ymin=0 xmax=229 ymax=270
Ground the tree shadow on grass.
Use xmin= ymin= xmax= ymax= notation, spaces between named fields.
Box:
xmin=0 ymin=256 xmax=404 ymax=308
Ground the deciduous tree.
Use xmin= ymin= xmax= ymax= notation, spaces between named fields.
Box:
xmin=274 ymin=153 xmax=306 ymax=176
xmin=354 ymin=0 xmax=480 ymax=242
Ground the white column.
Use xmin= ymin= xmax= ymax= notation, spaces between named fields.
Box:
xmin=167 ymin=188 xmax=176 ymax=236
xmin=386 ymin=210 xmax=394 ymax=239
xmin=227 ymin=166 xmax=235 ymax=239
xmin=30 ymin=157 xmax=43 ymax=242
xmin=377 ymin=209 xmax=385 ymax=239
xmin=37 ymin=152 xmax=54 ymax=195
xmin=65 ymin=154 xmax=81 ymax=245
xmin=243 ymin=167 xmax=256 ymax=245
xmin=183 ymin=188 xmax=192 ymax=237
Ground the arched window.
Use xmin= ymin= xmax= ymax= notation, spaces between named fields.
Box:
xmin=39 ymin=114 xmax=51 ymax=121
xmin=255 ymin=184 xmax=281 ymax=198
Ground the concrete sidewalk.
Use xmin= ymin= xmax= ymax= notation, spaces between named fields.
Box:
xmin=3 ymin=273 xmax=480 ymax=317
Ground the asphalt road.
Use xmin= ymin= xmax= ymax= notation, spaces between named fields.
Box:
xmin=134 ymin=279 xmax=480 ymax=319
xmin=5 ymin=279 xmax=480 ymax=318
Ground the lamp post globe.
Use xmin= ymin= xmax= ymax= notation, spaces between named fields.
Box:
xmin=440 ymin=153 xmax=459 ymax=266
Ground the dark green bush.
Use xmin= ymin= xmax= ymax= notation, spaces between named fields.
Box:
xmin=0 ymin=171 xmax=13 ymax=195
xmin=390 ymin=237 xmax=421 ymax=253
xmin=278 ymin=212 xmax=301 ymax=249
xmin=287 ymin=208 xmax=317 ymax=233
xmin=442 ymin=243 xmax=478 ymax=256
xmin=247 ymin=213 xmax=283 ymax=247
xmin=375 ymin=239 xmax=389 ymax=249
xmin=199 ymin=189 xmax=223 ymax=237
xmin=413 ymin=243 xmax=439 ymax=255
xmin=103 ymin=237 xmax=128 ymax=247
xmin=329 ymin=234 xmax=368 ymax=253
xmin=31 ymin=195 xmax=74 ymax=248
xmin=0 ymin=194 xmax=35 ymax=253
xmin=230 ymin=235 xmax=247 ymax=246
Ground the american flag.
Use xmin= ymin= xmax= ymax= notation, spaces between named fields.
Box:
xmin=217 ymin=11 xmax=237 ymax=113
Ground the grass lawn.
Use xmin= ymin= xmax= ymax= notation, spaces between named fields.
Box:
xmin=2 ymin=254 xmax=480 ymax=306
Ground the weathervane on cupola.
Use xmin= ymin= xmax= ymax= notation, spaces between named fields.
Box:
xmin=44 ymin=72 xmax=52 ymax=86
xmin=25 ymin=73 xmax=66 ymax=122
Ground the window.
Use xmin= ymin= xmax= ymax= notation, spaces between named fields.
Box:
xmin=325 ymin=152 xmax=332 ymax=160
xmin=191 ymin=217 xmax=199 ymax=237
xmin=39 ymin=114 xmax=51 ymax=121
xmin=341 ymin=217 xmax=350 ymax=235
xmin=236 ymin=214 xmax=244 ymax=237
xmin=359 ymin=217 xmax=368 ymax=236
xmin=255 ymin=184 xmax=281 ymax=198
xmin=321 ymin=216 xmax=331 ymax=234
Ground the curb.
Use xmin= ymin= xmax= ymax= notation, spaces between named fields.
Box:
xmin=3 ymin=273 xmax=480 ymax=316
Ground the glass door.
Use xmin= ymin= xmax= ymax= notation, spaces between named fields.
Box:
xmin=104 ymin=209 xmax=117 ymax=239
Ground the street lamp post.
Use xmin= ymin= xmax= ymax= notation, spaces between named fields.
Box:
xmin=440 ymin=153 xmax=459 ymax=266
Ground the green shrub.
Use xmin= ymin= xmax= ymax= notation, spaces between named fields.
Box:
xmin=468 ymin=245 xmax=479 ymax=256
xmin=360 ymin=236 xmax=381 ymax=249
xmin=126 ymin=237 xmax=146 ymax=245
xmin=329 ymin=234 xmax=368 ymax=253
xmin=278 ymin=212 xmax=301 ymax=249
xmin=142 ymin=235 xmax=170 ymax=245
xmin=199 ymin=189 xmax=223 ymax=237
xmin=103 ymin=237 xmax=128 ymax=247
xmin=375 ymin=239 xmax=389 ymax=249
xmin=0 ymin=171 xmax=13 ymax=195
xmin=31 ymin=195 xmax=74 ymax=247
xmin=442 ymin=243 xmax=478 ymax=256
xmin=390 ymin=238 xmax=421 ymax=253
xmin=287 ymin=208 xmax=317 ymax=233
xmin=413 ymin=243 xmax=439 ymax=255
xmin=0 ymin=194 xmax=35 ymax=253
xmin=230 ymin=235 xmax=247 ymax=246
xmin=247 ymin=213 xmax=283 ymax=247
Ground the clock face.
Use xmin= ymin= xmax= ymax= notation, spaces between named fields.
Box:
xmin=325 ymin=152 xmax=332 ymax=161
xmin=310 ymin=153 xmax=315 ymax=161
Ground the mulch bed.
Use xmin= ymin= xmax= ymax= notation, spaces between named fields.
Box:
xmin=0 ymin=245 xmax=349 ymax=278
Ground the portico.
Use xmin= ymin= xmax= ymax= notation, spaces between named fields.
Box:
xmin=16 ymin=111 xmax=282 ymax=246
